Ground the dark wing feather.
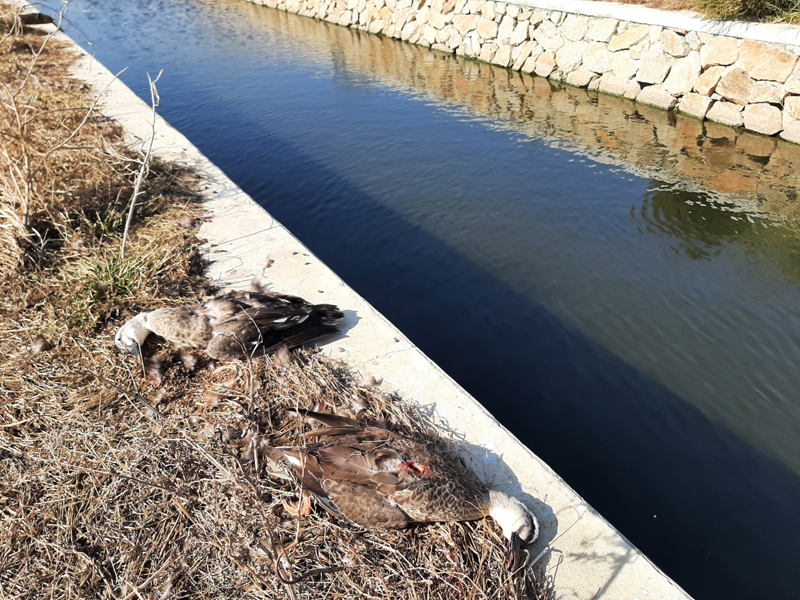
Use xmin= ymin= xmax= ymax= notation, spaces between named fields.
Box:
xmin=204 ymin=292 xmax=344 ymax=360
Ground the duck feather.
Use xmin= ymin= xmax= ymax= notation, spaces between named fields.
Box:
xmin=270 ymin=412 xmax=490 ymax=529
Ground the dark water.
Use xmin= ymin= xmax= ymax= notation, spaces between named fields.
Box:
xmin=60 ymin=1 xmax=800 ymax=597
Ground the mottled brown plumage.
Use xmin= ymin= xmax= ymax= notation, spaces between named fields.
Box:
xmin=115 ymin=290 xmax=344 ymax=360
xmin=269 ymin=411 xmax=540 ymax=565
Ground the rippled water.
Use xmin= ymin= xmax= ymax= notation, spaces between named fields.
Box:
xmin=61 ymin=1 xmax=800 ymax=598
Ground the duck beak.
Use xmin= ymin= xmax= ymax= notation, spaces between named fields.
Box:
xmin=506 ymin=532 xmax=527 ymax=571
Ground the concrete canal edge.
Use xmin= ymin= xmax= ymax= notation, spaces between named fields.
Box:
xmin=16 ymin=3 xmax=693 ymax=598
xmin=244 ymin=0 xmax=800 ymax=143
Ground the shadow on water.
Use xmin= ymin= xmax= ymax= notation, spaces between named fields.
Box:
xmin=59 ymin=0 xmax=800 ymax=598
xmin=242 ymin=122 xmax=800 ymax=600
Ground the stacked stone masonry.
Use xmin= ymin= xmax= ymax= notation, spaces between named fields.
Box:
xmin=247 ymin=0 xmax=800 ymax=143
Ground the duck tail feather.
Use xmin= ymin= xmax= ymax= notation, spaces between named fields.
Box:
xmin=311 ymin=304 xmax=345 ymax=327
xmin=261 ymin=319 xmax=341 ymax=352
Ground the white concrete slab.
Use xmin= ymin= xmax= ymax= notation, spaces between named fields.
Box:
xmin=515 ymin=0 xmax=800 ymax=47
xmin=9 ymin=2 xmax=694 ymax=598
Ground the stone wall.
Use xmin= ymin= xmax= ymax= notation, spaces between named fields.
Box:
xmin=245 ymin=0 xmax=800 ymax=143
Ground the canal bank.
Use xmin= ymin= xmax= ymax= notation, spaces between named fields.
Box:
xmin=10 ymin=2 xmax=694 ymax=598
xmin=242 ymin=0 xmax=800 ymax=142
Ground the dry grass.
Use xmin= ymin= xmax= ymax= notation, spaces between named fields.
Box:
xmin=1 ymin=345 xmax=554 ymax=599
xmin=0 ymin=5 xmax=552 ymax=599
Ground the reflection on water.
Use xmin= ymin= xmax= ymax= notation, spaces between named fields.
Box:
xmin=63 ymin=1 xmax=800 ymax=598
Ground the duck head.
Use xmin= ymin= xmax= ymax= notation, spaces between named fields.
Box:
xmin=487 ymin=490 xmax=540 ymax=570
xmin=115 ymin=312 xmax=152 ymax=356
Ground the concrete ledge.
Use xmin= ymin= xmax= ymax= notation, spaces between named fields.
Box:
xmin=514 ymin=0 xmax=800 ymax=47
xmin=13 ymin=2 xmax=692 ymax=598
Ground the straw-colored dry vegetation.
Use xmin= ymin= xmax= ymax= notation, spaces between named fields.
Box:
xmin=592 ymin=0 xmax=800 ymax=23
xmin=0 ymin=6 xmax=553 ymax=599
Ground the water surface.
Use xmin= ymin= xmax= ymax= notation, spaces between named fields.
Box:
xmin=63 ymin=2 xmax=800 ymax=598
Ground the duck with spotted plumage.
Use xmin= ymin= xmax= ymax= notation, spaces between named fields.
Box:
xmin=115 ymin=289 xmax=344 ymax=360
xmin=268 ymin=409 xmax=540 ymax=569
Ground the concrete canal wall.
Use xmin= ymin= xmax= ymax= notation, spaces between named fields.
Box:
xmin=14 ymin=1 xmax=693 ymax=598
xmin=244 ymin=0 xmax=800 ymax=143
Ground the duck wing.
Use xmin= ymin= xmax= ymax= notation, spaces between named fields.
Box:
xmin=276 ymin=411 xmax=485 ymax=526
xmin=146 ymin=306 xmax=213 ymax=349
xmin=269 ymin=444 xmax=413 ymax=529
xmin=204 ymin=293 xmax=345 ymax=360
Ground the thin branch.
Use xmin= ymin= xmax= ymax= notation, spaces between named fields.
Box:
xmin=121 ymin=69 xmax=163 ymax=259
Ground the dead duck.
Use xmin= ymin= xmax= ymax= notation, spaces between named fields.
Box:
xmin=269 ymin=410 xmax=540 ymax=568
xmin=115 ymin=290 xmax=344 ymax=360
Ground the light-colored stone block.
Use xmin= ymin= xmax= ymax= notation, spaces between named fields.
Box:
xmin=510 ymin=20 xmax=529 ymax=45
xmin=497 ymin=14 xmax=515 ymax=41
xmin=520 ymin=54 xmax=537 ymax=73
xmin=743 ymin=103 xmax=783 ymax=135
xmin=566 ymin=67 xmax=598 ymax=88
xmin=533 ymin=21 xmax=564 ymax=52
xmin=452 ymin=14 xmax=477 ymax=35
xmin=629 ymin=39 xmax=651 ymax=60
xmin=492 ymin=43 xmax=512 ymax=66
xmin=512 ymin=40 xmax=536 ymax=66
xmin=660 ymin=30 xmax=689 ymax=57
xmin=446 ymin=29 xmax=463 ymax=49
xmin=476 ymin=17 xmax=497 ymax=40
xmin=562 ymin=14 xmax=589 ymax=42
xmin=663 ymin=51 xmax=701 ymax=96
xmin=583 ymin=42 xmax=613 ymax=73
xmin=648 ymin=25 xmax=663 ymax=44
xmin=685 ymin=30 xmax=702 ymax=51
xmin=400 ymin=20 xmax=419 ymax=40
xmin=679 ymin=93 xmax=714 ymax=119
xmin=534 ymin=50 xmax=557 ymax=77
xmin=781 ymin=114 xmax=800 ymax=143
xmin=610 ymin=53 xmax=639 ymax=80
xmin=786 ymin=63 xmax=800 ymax=94
xmin=587 ymin=17 xmax=617 ymax=43
xmin=478 ymin=42 xmax=497 ymax=62
xmin=637 ymin=84 xmax=678 ymax=109
xmin=637 ymin=46 xmax=673 ymax=85
xmin=428 ymin=10 xmax=449 ymax=29
xmin=699 ymin=36 xmax=739 ymax=69
xmin=748 ymin=81 xmax=787 ymax=105
xmin=598 ymin=73 xmax=629 ymax=96
xmin=716 ymin=68 xmax=754 ymax=106
xmin=423 ymin=23 xmax=438 ymax=45
xmin=694 ymin=66 xmax=725 ymax=96
xmin=624 ymin=79 xmax=641 ymax=99
xmin=608 ymin=25 xmax=649 ymax=52
xmin=557 ymin=40 xmax=588 ymax=73
xmin=739 ymin=39 xmax=799 ymax=83
xmin=707 ymin=100 xmax=744 ymax=127
xmin=529 ymin=9 xmax=546 ymax=26
xmin=784 ymin=95 xmax=800 ymax=120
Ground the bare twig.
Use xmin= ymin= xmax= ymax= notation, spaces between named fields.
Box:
xmin=121 ymin=69 xmax=162 ymax=259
